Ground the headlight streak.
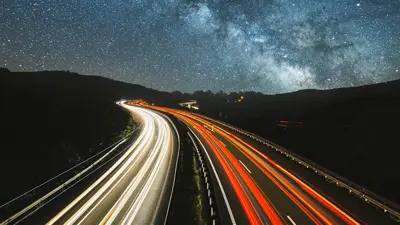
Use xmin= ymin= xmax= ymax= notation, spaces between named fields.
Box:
xmin=10 ymin=140 xmax=132 ymax=225
xmin=47 ymin=109 xmax=153 ymax=224
xmin=1 ymin=138 xmax=128 ymax=225
xmin=0 ymin=131 xmax=133 ymax=210
xmin=65 ymin=113 xmax=156 ymax=224
xmin=102 ymin=115 xmax=170 ymax=225
xmin=47 ymin=105 xmax=176 ymax=225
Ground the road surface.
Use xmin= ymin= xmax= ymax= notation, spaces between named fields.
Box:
xmin=47 ymin=105 xmax=179 ymax=224
xmin=145 ymin=104 xmax=398 ymax=225
xmin=3 ymin=100 xmax=398 ymax=225
xmin=1 ymin=105 xmax=179 ymax=225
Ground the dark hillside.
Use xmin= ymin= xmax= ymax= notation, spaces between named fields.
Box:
xmin=191 ymin=79 xmax=400 ymax=204
xmin=0 ymin=70 xmax=160 ymax=203
xmin=2 ymin=68 xmax=400 ymax=206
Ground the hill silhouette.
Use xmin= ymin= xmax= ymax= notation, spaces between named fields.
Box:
xmin=0 ymin=67 xmax=10 ymax=73
xmin=1 ymin=69 xmax=400 ymax=205
xmin=0 ymin=70 xmax=139 ymax=203
xmin=190 ymin=79 xmax=400 ymax=204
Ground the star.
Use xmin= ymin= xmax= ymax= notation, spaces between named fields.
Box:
xmin=0 ymin=0 xmax=399 ymax=93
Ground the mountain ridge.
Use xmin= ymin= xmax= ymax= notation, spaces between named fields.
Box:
xmin=2 ymin=69 xmax=400 ymax=204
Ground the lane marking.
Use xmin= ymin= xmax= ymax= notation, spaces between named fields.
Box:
xmin=286 ymin=215 xmax=296 ymax=225
xmin=187 ymin=130 xmax=237 ymax=225
xmin=239 ymin=160 xmax=252 ymax=174
xmin=219 ymin=140 xmax=226 ymax=146
xmin=203 ymin=125 xmax=214 ymax=133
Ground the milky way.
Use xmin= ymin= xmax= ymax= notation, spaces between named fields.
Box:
xmin=1 ymin=0 xmax=400 ymax=93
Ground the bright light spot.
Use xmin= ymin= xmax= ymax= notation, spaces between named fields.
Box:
xmin=356 ymin=3 xmax=361 ymax=7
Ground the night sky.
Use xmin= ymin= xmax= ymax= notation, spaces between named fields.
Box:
xmin=1 ymin=0 xmax=400 ymax=93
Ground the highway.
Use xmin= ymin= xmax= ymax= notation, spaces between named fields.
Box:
xmin=1 ymin=104 xmax=179 ymax=225
xmin=144 ymin=104 xmax=398 ymax=225
xmin=3 ymin=100 xmax=398 ymax=225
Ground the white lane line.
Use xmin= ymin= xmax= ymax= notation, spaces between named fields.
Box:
xmin=203 ymin=125 xmax=214 ymax=132
xmin=187 ymin=129 xmax=236 ymax=225
xmin=239 ymin=160 xmax=252 ymax=174
xmin=219 ymin=140 xmax=226 ymax=146
xmin=286 ymin=215 xmax=296 ymax=225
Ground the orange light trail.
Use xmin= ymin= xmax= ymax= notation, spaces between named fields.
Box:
xmin=175 ymin=110 xmax=329 ymax=224
xmin=151 ymin=106 xmax=285 ymax=225
xmin=181 ymin=115 xmax=284 ymax=225
xmin=178 ymin=109 xmax=361 ymax=225
xmin=138 ymin=104 xmax=361 ymax=225
xmin=185 ymin=118 xmax=263 ymax=225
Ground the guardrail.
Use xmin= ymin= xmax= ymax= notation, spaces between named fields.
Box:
xmin=188 ymin=131 xmax=219 ymax=225
xmin=194 ymin=113 xmax=400 ymax=221
xmin=0 ymin=128 xmax=138 ymax=225
xmin=135 ymin=103 xmax=400 ymax=221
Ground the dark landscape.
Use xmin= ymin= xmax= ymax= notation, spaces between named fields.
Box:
xmin=1 ymin=69 xmax=400 ymax=223
xmin=189 ymin=79 xmax=400 ymax=205
xmin=2 ymin=1 xmax=400 ymax=223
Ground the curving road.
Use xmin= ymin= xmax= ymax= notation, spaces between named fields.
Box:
xmin=145 ymin=104 xmax=398 ymax=225
xmin=46 ymin=105 xmax=179 ymax=225
xmin=3 ymin=100 xmax=397 ymax=225
xmin=1 ymin=105 xmax=179 ymax=225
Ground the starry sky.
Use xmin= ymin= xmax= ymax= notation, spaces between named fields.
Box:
xmin=1 ymin=0 xmax=400 ymax=93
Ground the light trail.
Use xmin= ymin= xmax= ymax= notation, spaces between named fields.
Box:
xmin=173 ymin=111 xmax=285 ymax=225
xmin=145 ymin=104 xmax=363 ymax=225
xmin=46 ymin=105 xmax=177 ymax=225
xmin=11 ymin=141 xmax=132 ymax=225
xmin=0 ymin=131 xmax=133 ymax=210
xmin=191 ymin=111 xmax=400 ymax=220
xmin=188 ymin=130 xmax=237 ymax=225
xmin=185 ymin=110 xmax=360 ymax=224
xmin=173 ymin=109 xmax=361 ymax=224
xmin=1 ymin=139 xmax=128 ymax=225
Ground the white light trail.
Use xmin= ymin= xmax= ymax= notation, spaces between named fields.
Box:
xmin=47 ymin=105 xmax=177 ymax=225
